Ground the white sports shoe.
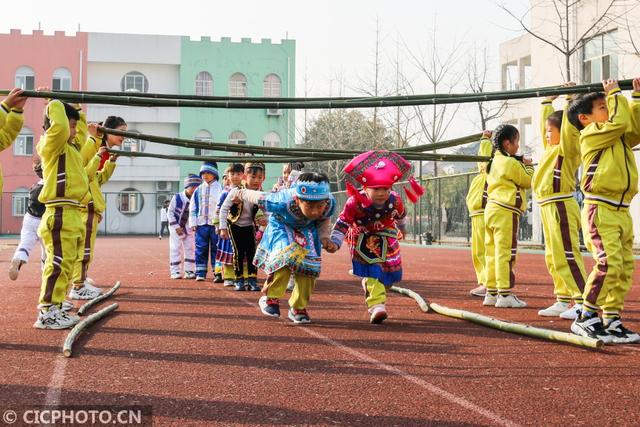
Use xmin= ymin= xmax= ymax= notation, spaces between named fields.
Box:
xmin=368 ymin=304 xmax=388 ymax=324
xmin=83 ymin=280 xmax=103 ymax=294
xmin=33 ymin=305 xmax=79 ymax=329
xmin=170 ymin=273 xmax=181 ymax=280
xmin=85 ymin=277 xmax=96 ymax=286
xmin=495 ymin=294 xmax=527 ymax=308
xmin=69 ymin=285 xmax=101 ymax=300
xmin=538 ymin=301 xmax=569 ymax=317
xmin=61 ymin=300 xmax=75 ymax=312
xmin=559 ymin=304 xmax=582 ymax=320
xmin=183 ymin=271 xmax=196 ymax=279
xmin=223 ymin=279 xmax=235 ymax=287
xmin=8 ymin=259 xmax=25 ymax=281
xmin=470 ymin=285 xmax=487 ymax=297
xmin=482 ymin=293 xmax=497 ymax=306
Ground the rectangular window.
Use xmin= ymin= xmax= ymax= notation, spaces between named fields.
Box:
xmin=229 ymin=81 xmax=247 ymax=97
xmin=125 ymin=75 xmax=145 ymax=92
xmin=52 ymin=77 xmax=71 ymax=91
xmin=12 ymin=193 xmax=28 ymax=216
xmin=194 ymin=137 xmax=215 ymax=157
xmin=15 ymin=75 xmax=35 ymax=90
xmin=582 ymin=31 xmax=618 ymax=83
xmin=119 ymin=192 xmax=142 ymax=213
xmin=502 ymin=61 xmax=518 ymax=90
xmin=196 ymin=80 xmax=212 ymax=96
xmin=13 ymin=134 xmax=34 ymax=156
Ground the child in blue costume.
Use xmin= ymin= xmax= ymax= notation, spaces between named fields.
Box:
xmin=227 ymin=172 xmax=338 ymax=324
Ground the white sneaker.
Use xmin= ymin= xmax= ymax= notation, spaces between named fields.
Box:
xmin=559 ymin=304 xmax=582 ymax=320
xmin=368 ymin=304 xmax=388 ymax=324
xmin=170 ymin=273 xmax=181 ymax=280
xmin=8 ymin=259 xmax=25 ymax=281
xmin=538 ymin=301 xmax=569 ymax=317
xmin=470 ymin=285 xmax=487 ymax=297
xmin=223 ymin=279 xmax=235 ymax=287
xmin=33 ymin=305 xmax=79 ymax=329
xmin=69 ymin=285 xmax=101 ymax=300
xmin=483 ymin=293 xmax=497 ymax=306
xmin=83 ymin=280 xmax=103 ymax=294
xmin=85 ymin=277 xmax=96 ymax=286
xmin=495 ymin=294 xmax=527 ymax=308
xmin=61 ymin=300 xmax=75 ymax=312
xmin=183 ymin=271 xmax=196 ymax=279
xmin=195 ymin=276 xmax=205 ymax=282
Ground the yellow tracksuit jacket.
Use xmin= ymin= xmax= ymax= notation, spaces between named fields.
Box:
xmin=0 ymin=101 xmax=25 ymax=195
xmin=533 ymin=100 xmax=586 ymax=302
xmin=579 ymin=89 xmax=640 ymax=317
xmin=484 ymin=152 xmax=534 ymax=292
xmin=465 ymin=137 xmax=493 ymax=286
xmin=37 ymin=100 xmax=90 ymax=306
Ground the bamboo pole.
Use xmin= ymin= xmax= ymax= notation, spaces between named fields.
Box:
xmin=63 ymin=303 xmax=119 ymax=358
xmin=3 ymin=80 xmax=632 ymax=109
xmin=429 ymin=303 xmax=603 ymax=349
xmin=78 ymin=281 xmax=121 ymax=316
xmin=390 ymin=286 xmax=430 ymax=312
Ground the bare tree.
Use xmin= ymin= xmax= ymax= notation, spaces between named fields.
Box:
xmin=498 ymin=0 xmax=632 ymax=81
xmin=466 ymin=42 xmax=508 ymax=130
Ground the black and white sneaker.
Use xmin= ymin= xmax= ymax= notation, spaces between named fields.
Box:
xmin=288 ymin=307 xmax=311 ymax=324
xmin=259 ymin=296 xmax=280 ymax=317
xmin=571 ymin=316 xmax=614 ymax=344
xmin=33 ymin=305 xmax=79 ymax=330
xmin=604 ymin=318 xmax=640 ymax=344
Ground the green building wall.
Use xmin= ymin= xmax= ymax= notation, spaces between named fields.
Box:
xmin=179 ymin=36 xmax=296 ymax=189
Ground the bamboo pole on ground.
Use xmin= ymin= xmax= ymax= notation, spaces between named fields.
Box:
xmin=78 ymin=281 xmax=121 ymax=316
xmin=390 ymin=286 xmax=430 ymax=312
xmin=63 ymin=303 xmax=119 ymax=358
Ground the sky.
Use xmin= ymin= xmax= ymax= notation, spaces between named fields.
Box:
xmin=2 ymin=0 xmax=531 ymax=142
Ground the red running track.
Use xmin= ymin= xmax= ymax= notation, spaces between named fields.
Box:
xmin=1 ymin=237 xmax=639 ymax=426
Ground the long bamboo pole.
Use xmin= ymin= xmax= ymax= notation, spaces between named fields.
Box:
xmin=429 ymin=303 xmax=603 ymax=349
xmin=62 ymin=303 xmax=119 ymax=358
xmin=390 ymin=286 xmax=430 ymax=312
xmin=78 ymin=281 xmax=121 ymax=316
xmin=3 ymin=80 xmax=632 ymax=109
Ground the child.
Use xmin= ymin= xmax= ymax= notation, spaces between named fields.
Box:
xmin=567 ymin=78 xmax=640 ymax=344
xmin=228 ymin=172 xmax=337 ymax=323
xmin=534 ymin=84 xmax=587 ymax=320
xmin=159 ymin=200 xmax=169 ymax=239
xmin=35 ymin=99 xmax=88 ymax=329
xmin=9 ymin=159 xmax=46 ymax=281
xmin=483 ymin=124 xmax=534 ymax=308
xmin=218 ymin=162 xmax=266 ymax=291
xmin=168 ymin=174 xmax=202 ymax=280
xmin=465 ymin=131 xmax=493 ymax=298
xmin=330 ymin=150 xmax=423 ymax=324
xmin=1 ymin=88 xmax=27 ymax=195
xmin=189 ymin=161 xmax=222 ymax=282
xmin=70 ymin=116 xmax=125 ymax=298
xmin=214 ymin=164 xmax=245 ymax=287
xmin=272 ymin=162 xmax=303 ymax=192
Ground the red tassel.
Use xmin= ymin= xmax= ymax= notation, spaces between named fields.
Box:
xmin=346 ymin=182 xmax=359 ymax=198
xmin=409 ymin=176 xmax=425 ymax=197
xmin=404 ymin=187 xmax=418 ymax=203
xmin=347 ymin=182 xmax=372 ymax=207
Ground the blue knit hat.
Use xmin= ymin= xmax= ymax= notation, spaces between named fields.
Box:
xmin=199 ymin=161 xmax=219 ymax=179
xmin=184 ymin=174 xmax=203 ymax=189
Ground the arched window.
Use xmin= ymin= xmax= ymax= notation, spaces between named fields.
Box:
xmin=229 ymin=131 xmax=247 ymax=156
xmin=118 ymin=187 xmax=144 ymax=215
xmin=121 ymin=71 xmax=149 ymax=93
xmin=228 ymin=73 xmax=247 ymax=97
xmin=12 ymin=187 xmax=29 ymax=216
xmin=195 ymin=71 xmax=213 ymax=96
xmin=262 ymin=131 xmax=280 ymax=148
xmin=13 ymin=127 xmax=34 ymax=156
xmin=52 ymin=67 xmax=72 ymax=91
xmin=15 ymin=66 xmax=35 ymax=90
xmin=263 ymin=74 xmax=281 ymax=97
xmin=121 ymin=129 xmax=146 ymax=152
xmin=194 ymin=129 xmax=215 ymax=156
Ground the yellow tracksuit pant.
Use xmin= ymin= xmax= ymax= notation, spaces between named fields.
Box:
xmin=540 ymin=199 xmax=586 ymax=303
xmin=484 ymin=203 xmax=519 ymax=294
xmin=581 ymin=203 xmax=635 ymax=319
xmin=363 ymin=277 xmax=386 ymax=307
xmin=38 ymin=206 xmax=85 ymax=306
xmin=470 ymin=214 xmax=486 ymax=286
xmin=222 ymin=263 xmax=249 ymax=281
xmin=264 ymin=267 xmax=315 ymax=310
xmin=71 ymin=203 xmax=100 ymax=287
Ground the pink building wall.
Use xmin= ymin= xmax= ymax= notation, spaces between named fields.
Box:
xmin=0 ymin=29 xmax=87 ymax=233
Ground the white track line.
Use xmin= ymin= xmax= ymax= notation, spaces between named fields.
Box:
xmin=235 ymin=294 xmax=519 ymax=427
xmin=43 ymin=357 xmax=68 ymax=407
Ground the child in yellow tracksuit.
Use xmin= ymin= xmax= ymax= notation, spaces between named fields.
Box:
xmin=0 ymin=88 xmax=27 ymax=195
xmin=35 ymin=99 xmax=90 ymax=329
xmin=70 ymin=117 xmax=126 ymax=299
xmin=567 ymin=78 xmax=640 ymax=344
xmin=483 ymin=124 xmax=534 ymax=308
xmin=534 ymin=86 xmax=587 ymax=320
xmin=465 ymin=131 xmax=493 ymax=297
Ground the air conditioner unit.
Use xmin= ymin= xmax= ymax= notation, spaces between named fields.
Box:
xmin=266 ymin=108 xmax=282 ymax=116
xmin=157 ymin=193 xmax=171 ymax=207
xmin=156 ymin=181 xmax=172 ymax=192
